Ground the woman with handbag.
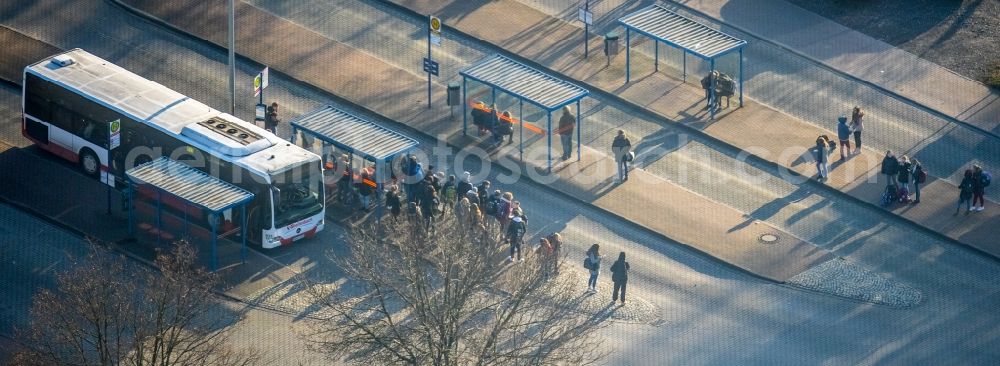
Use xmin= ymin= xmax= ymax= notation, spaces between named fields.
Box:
xmin=585 ymin=244 xmax=602 ymax=293
xmin=612 ymin=130 xmax=633 ymax=182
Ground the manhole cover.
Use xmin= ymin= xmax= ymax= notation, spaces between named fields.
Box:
xmin=758 ymin=234 xmax=779 ymax=244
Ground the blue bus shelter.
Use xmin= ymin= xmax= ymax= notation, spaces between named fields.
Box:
xmin=126 ymin=157 xmax=254 ymax=271
xmin=460 ymin=54 xmax=590 ymax=171
xmin=619 ymin=4 xmax=747 ymax=119
xmin=290 ymin=105 xmax=419 ymax=217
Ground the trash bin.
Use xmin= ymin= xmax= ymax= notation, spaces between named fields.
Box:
xmin=604 ymin=32 xmax=620 ymax=57
xmin=447 ymin=82 xmax=461 ymax=106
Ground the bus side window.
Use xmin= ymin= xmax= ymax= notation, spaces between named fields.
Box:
xmin=50 ymin=105 xmax=74 ymax=131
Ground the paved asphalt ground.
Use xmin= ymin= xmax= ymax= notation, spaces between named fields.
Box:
xmin=1 ymin=0 xmax=1000 ymax=364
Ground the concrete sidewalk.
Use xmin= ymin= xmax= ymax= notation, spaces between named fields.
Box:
xmin=118 ymin=0 xmax=835 ymax=282
xmin=670 ymin=0 xmax=1000 ymax=135
xmin=376 ymin=0 xmax=1000 ymax=255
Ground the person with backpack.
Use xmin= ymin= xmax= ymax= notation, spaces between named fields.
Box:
xmin=813 ymin=136 xmax=829 ymax=181
xmin=507 ymin=215 xmax=526 ymax=262
xmin=851 ymin=106 xmax=865 ymax=154
xmin=441 ymin=175 xmax=457 ymax=215
xmin=477 ymin=180 xmax=491 ymax=207
xmin=499 ymin=110 xmax=515 ymax=144
xmin=386 ymin=184 xmax=402 ymax=219
xmin=264 ymin=102 xmax=280 ymax=135
xmin=957 ymin=169 xmax=975 ymax=214
xmin=610 ymin=252 xmax=630 ymax=305
xmin=881 ymin=151 xmax=899 ymax=186
xmin=912 ymin=159 xmax=926 ymax=204
xmin=585 ymin=244 xmax=602 ymax=293
xmin=497 ymin=192 xmax=514 ymax=232
xmin=972 ymin=165 xmax=990 ymax=212
xmin=837 ymin=115 xmax=852 ymax=160
xmin=897 ymin=155 xmax=913 ymax=202
xmin=457 ymin=172 xmax=474 ymax=202
xmin=612 ymin=130 xmax=632 ymax=182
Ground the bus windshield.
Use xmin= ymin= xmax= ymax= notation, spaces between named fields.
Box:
xmin=272 ymin=160 xmax=323 ymax=228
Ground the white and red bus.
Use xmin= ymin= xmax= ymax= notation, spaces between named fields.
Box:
xmin=21 ymin=49 xmax=324 ymax=248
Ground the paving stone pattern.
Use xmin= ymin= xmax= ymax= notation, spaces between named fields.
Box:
xmin=786 ymin=257 xmax=924 ymax=308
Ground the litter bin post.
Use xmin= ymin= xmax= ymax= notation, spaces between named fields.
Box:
xmin=447 ymin=82 xmax=461 ymax=118
xmin=603 ymin=32 xmax=620 ymax=67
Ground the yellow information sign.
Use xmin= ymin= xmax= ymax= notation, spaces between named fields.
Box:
xmin=429 ymin=16 xmax=442 ymax=35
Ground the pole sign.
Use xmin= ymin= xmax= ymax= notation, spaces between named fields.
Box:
xmin=429 ymin=15 xmax=442 ymax=46
xmin=254 ymin=73 xmax=262 ymax=97
xmin=578 ymin=7 xmax=593 ymax=25
xmin=423 ymin=57 xmax=440 ymax=76
xmin=109 ymin=119 xmax=121 ymax=149
xmin=261 ymin=66 xmax=269 ymax=89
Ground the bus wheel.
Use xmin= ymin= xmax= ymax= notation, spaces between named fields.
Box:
xmin=79 ymin=148 xmax=100 ymax=177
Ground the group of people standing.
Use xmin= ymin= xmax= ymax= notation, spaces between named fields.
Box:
xmin=584 ymin=244 xmax=631 ymax=305
xmin=957 ymin=165 xmax=991 ymax=214
xmin=880 ymin=151 xmax=925 ymax=205
xmin=813 ymin=106 xmax=866 ymax=181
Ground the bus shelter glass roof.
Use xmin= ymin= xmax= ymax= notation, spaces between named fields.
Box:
xmin=619 ymin=4 xmax=746 ymax=59
xmin=460 ymin=54 xmax=589 ymax=111
xmin=290 ymin=105 xmax=419 ymax=162
xmin=126 ymin=157 xmax=254 ymax=213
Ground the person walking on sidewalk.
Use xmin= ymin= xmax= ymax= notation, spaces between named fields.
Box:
xmin=881 ymin=151 xmax=899 ymax=186
xmin=897 ymin=155 xmax=913 ymax=202
xmin=972 ymin=165 xmax=989 ymax=212
xmin=264 ymin=102 xmax=281 ymax=135
xmin=558 ymin=106 xmax=576 ymax=160
xmin=610 ymin=252 xmax=630 ymax=305
xmin=837 ymin=116 xmax=852 ymax=160
xmin=912 ymin=159 xmax=926 ymax=204
xmin=612 ymin=130 xmax=633 ymax=182
xmin=851 ymin=106 xmax=865 ymax=154
xmin=585 ymin=244 xmax=602 ymax=293
xmin=813 ymin=136 xmax=830 ymax=181
xmin=957 ymin=169 xmax=975 ymax=214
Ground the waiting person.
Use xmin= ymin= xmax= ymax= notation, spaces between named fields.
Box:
xmin=356 ymin=167 xmax=374 ymax=211
xmin=813 ymin=136 xmax=829 ymax=181
xmin=897 ymin=155 xmax=913 ymax=200
xmin=881 ymin=151 xmax=899 ymax=186
xmin=441 ymin=175 xmax=457 ymax=214
xmin=912 ymin=159 xmax=925 ymax=204
xmin=499 ymin=111 xmax=515 ymax=144
xmin=264 ymin=102 xmax=280 ymax=134
xmin=497 ymin=192 xmax=514 ymax=232
xmin=610 ymin=252 xmax=630 ymax=305
xmin=421 ymin=189 xmax=440 ymax=229
xmin=557 ymin=105 xmax=576 ymax=160
xmin=472 ymin=101 xmax=488 ymax=136
xmin=538 ymin=238 xmax=554 ymax=277
xmin=386 ymin=184 xmax=402 ymax=218
xmin=507 ymin=215 xmax=526 ymax=262
xmin=469 ymin=202 xmax=484 ymax=233
xmin=585 ymin=244 xmax=602 ymax=293
xmin=700 ymin=71 xmax=719 ymax=109
xmin=612 ymin=130 xmax=632 ymax=182
xmin=972 ymin=165 xmax=988 ymax=212
xmin=454 ymin=197 xmax=470 ymax=227
xmin=957 ymin=169 xmax=975 ymax=214
xmin=837 ymin=115 xmax=851 ymax=160
xmin=489 ymin=104 xmax=502 ymax=145
xmin=546 ymin=232 xmax=563 ymax=274
xmin=457 ymin=172 xmax=474 ymax=202
xmin=511 ymin=200 xmax=527 ymax=228
xmin=477 ymin=180 xmax=491 ymax=207
xmin=851 ymin=106 xmax=865 ymax=154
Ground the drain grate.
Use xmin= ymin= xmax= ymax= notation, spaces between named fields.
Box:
xmin=758 ymin=233 xmax=779 ymax=244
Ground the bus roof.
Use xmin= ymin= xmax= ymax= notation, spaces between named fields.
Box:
xmin=25 ymin=48 xmax=317 ymax=177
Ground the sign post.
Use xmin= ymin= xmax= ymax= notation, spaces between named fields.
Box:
xmin=579 ymin=1 xmax=592 ymax=58
xmin=254 ymin=67 xmax=269 ymax=125
xmin=427 ymin=16 xmax=442 ymax=109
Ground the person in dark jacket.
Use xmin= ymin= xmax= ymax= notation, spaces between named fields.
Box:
xmin=813 ymin=136 xmax=829 ymax=181
xmin=612 ymin=130 xmax=632 ymax=182
xmin=557 ymin=106 xmax=576 ymax=160
xmin=912 ymin=159 xmax=925 ymax=204
xmin=471 ymin=101 xmax=488 ymax=136
xmin=880 ymin=151 xmax=899 ymax=186
xmin=837 ymin=115 xmax=851 ymax=160
xmin=264 ymin=102 xmax=280 ymax=134
xmin=610 ymin=252 xmax=630 ymax=304
xmin=457 ymin=171 xmax=474 ymax=202
xmin=850 ymin=106 xmax=865 ymax=154
xmin=972 ymin=165 xmax=987 ymax=212
xmin=506 ymin=215 xmax=526 ymax=262
xmin=477 ymin=180 xmax=491 ymax=207
xmin=386 ymin=184 xmax=402 ymax=218
xmin=957 ymin=169 xmax=975 ymax=214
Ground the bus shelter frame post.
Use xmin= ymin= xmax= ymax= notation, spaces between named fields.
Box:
xmin=210 ymin=212 xmax=218 ymax=272
xmin=156 ymin=189 xmax=162 ymax=248
xmin=739 ymin=48 xmax=744 ymax=107
xmin=625 ymin=28 xmax=631 ymax=84
xmin=518 ymin=98 xmax=524 ymax=162
xmin=546 ymin=111 xmax=553 ymax=172
xmin=576 ymin=100 xmax=582 ymax=162
xmin=462 ymin=77 xmax=468 ymax=136
xmin=241 ymin=205 xmax=247 ymax=264
xmin=127 ymin=184 xmax=135 ymax=238
xmin=655 ymin=41 xmax=659 ymax=72
xmin=710 ymin=58 xmax=717 ymax=120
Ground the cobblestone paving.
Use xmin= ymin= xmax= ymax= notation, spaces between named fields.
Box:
xmin=786 ymin=258 xmax=924 ymax=308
